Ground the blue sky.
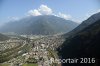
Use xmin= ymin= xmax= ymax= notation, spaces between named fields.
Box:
xmin=0 ymin=0 xmax=100 ymax=26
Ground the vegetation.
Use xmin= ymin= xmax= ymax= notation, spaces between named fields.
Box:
xmin=26 ymin=58 xmax=38 ymax=63
xmin=0 ymin=63 xmax=10 ymax=66
xmin=0 ymin=44 xmax=30 ymax=63
xmin=0 ymin=33 xmax=9 ymax=41
xmin=58 ymin=19 xmax=100 ymax=66
xmin=0 ymin=15 xmax=78 ymax=35
xmin=48 ymin=48 xmax=61 ymax=66
xmin=22 ymin=63 xmax=38 ymax=66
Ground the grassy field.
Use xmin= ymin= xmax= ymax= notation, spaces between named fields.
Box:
xmin=22 ymin=63 xmax=38 ymax=66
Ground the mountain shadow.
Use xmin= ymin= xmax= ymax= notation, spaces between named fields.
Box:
xmin=58 ymin=19 xmax=100 ymax=66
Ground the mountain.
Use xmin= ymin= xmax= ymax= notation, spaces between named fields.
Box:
xmin=58 ymin=16 xmax=100 ymax=66
xmin=0 ymin=33 xmax=9 ymax=41
xmin=0 ymin=15 xmax=78 ymax=35
xmin=63 ymin=12 xmax=100 ymax=38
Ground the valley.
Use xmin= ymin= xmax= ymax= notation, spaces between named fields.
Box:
xmin=0 ymin=34 xmax=65 ymax=66
xmin=0 ymin=12 xmax=100 ymax=66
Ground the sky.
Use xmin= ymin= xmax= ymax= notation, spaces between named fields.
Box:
xmin=0 ymin=0 xmax=100 ymax=26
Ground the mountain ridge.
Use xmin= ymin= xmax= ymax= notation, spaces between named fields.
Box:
xmin=0 ymin=15 xmax=78 ymax=35
xmin=63 ymin=12 xmax=100 ymax=38
xmin=0 ymin=33 xmax=9 ymax=41
xmin=58 ymin=13 xmax=100 ymax=66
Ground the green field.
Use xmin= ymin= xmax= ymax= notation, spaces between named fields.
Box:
xmin=22 ymin=63 xmax=38 ymax=66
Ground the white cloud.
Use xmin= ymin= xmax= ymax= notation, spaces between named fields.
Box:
xmin=27 ymin=4 xmax=53 ymax=16
xmin=27 ymin=4 xmax=77 ymax=21
xmin=38 ymin=5 xmax=53 ymax=15
xmin=28 ymin=9 xmax=41 ymax=16
xmin=71 ymin=19 xmax=81 ymax=24
xmin=85 ymin=9 xmax=100 ymax=18
xmin=27 ymin=4 xmax=72 ymax=20
xmin=57 ymin=12 xmax=72 ymax=20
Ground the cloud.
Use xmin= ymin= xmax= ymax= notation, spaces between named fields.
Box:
xmin=27 ymin=4 xmax=73 ymax=20
xmin=71 ymin=19 xmax=81 ymax=24
xmin=38 ymin=5 xmax=53 ymax=15
xmin=57 ymin=12 xmax=72 ymax=20
xmin=28 ymin=9 xmax=41 ymax=16
xmin=28 ymin=4 xmax=53 ymax=16
xmin=85 ymin=9 xmax=100 ymax=18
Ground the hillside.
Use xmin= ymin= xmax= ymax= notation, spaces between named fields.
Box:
xmin=58 ymin=19 xmax=100 ymax=66
xmin=0 ymin=15 xmax=78 ymax=35
xmin=0 ymin=33 xmax=9 ymax=41
xmin=63 ymin=12 xmax=100 ymax=38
